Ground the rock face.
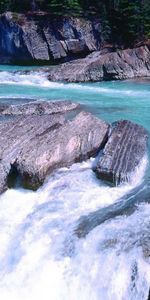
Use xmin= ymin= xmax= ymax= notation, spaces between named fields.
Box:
xmin=0 ymin=100 xmax=80 ymax=115
xmin=1 ymin=11 xmax=149 ymax=82
xmin=95 ymin=120 xmax=148 ymax=185
xmin=0 ymin=12 xmax=102 ymax=63
xmin=0 ymin=104 xmax=109 ymax=193
xmin=48 ymin=46 xmax=150 ymax=82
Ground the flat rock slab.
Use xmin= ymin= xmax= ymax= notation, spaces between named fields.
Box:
xmin=95 ymin=120 xmax=148 ymax=185
xmin=0 ymin=109 xmax=109 ymax=194
xmin=0 ymin=100 xmax=80 ymax=116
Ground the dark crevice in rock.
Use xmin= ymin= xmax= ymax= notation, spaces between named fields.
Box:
xmin=39 ymin=26 xmax=53 ymax=61
xmin=20 ymin=172 xmax=42 ymax=191
xmin=102 ymin=64 xmax=117 ymax=81
xmin=7 ymin=163 xmax=21 ymax=189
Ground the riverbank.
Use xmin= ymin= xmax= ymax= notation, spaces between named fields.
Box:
xmin=0 ymin=12 xmax=150 ymax=83
xmin=47 ymin=46 xmax=150 ymax=82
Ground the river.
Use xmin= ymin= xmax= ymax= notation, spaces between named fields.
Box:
xmin=0 ymin=66 xmax=150 ymax=300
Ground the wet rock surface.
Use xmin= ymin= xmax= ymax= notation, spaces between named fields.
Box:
xmin=0 ymin=100 xmax=80 ymax=116
xmin=95 ymin=120 xmax=148 ymax=185
xmin=0 ymin=99 xmax=148 ymax=194
xmin=0 ymin=101 xmax=109 ymax=193
xmin=48 ymin=46 xmax=150 ymax=82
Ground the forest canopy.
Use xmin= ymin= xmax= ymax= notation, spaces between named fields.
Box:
xmin=0 ymin=1 xmax=150 ymax=45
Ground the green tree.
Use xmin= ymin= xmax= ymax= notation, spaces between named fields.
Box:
xmin=0 ymin=0 xmax=150 ymax=45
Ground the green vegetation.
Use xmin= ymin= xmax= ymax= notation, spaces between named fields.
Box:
xmin=0 ymin=0 xmax=150 ymax=46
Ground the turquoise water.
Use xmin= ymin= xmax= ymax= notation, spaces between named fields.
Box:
xmin=0 ymin=68 xmax=150 ymax=129
xmin=0 ymin=66 xmax=150 ymax=300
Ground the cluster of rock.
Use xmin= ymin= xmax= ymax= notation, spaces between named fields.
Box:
xmin=0 ymin=100 xmax=148 ymax=195
xmin=0 ymin=12 xmax=102 ymax=64
xmin=0 ymin=100 xmax=109 ymax=193
xmin=0 ymin=12 xmax=150 ymax=81
xmin=48 ymin=46 xmax=150 ymax=82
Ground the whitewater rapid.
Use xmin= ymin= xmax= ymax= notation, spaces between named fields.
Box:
xmin=0 ymin=67 xmax=150 ymax=300
xmin=0 ymin=156 xmax=149 ymax=300
xmin=0 ymin=70 xmax=150 ymax=98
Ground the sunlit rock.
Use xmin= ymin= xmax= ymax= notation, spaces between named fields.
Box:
xmin=0 ymin=102 xmax=109 ymax=193
xmin=48 ymin=46 xmax=150 ymax=82
xmin=0 ymin=100 xmax=80 ymax=116
xmin=95 ymin=120 xmax=148 ymax=185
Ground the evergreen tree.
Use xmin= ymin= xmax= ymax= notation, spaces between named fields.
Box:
xmin=0 ymin=0 xmax=150 ymax=44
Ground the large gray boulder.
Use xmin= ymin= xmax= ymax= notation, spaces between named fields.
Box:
xmin=48 ymin=46 xmax=150 ymax=82
xmin=95 ymin=120 xmax=148 ymax=185
xmin=0 ymin=107 xmax=109 ymax=193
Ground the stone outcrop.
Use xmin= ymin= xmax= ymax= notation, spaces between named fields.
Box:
xmin=0 ymin=12 xmax=149 ymax=82
xmin=0 ymin=99 xmax=148 ymax=194
xmin=0 ymin=102 xmax=109 ymax=193
xmin=0 ymin=12 xmax=102 ymax=63
xmin=48 ymin=46 xmax=150 ymax=82
xmin=0 ymin=100 xmax=80 ymax=115
xmin=95 ymin=120 xmax=148 ymax=185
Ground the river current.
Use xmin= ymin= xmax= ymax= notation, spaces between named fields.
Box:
xmin=0 ymin=66 xmax=150 ymax=300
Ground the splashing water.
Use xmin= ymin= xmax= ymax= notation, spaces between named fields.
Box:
xmin=0 ymin=70 xmax=150 ymax=97
xmin=0 ymin=66 xmax=150 ymax=300
xmin=0 ymin=156 xmax=149 ymax=300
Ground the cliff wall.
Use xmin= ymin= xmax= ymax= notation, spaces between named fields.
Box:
xmin=0 ymin=12 xmax=103 ymax=64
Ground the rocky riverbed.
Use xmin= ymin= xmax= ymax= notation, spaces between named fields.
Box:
xmin=0 ymin=65 xmax=149 ymax=300
xmin=0 ymin=100 xmax=148 ymax=194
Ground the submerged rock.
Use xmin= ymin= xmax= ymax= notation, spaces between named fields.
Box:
xmin=48 ymin=46 xmax=150 ymax=82
xmin=0 ymin=100 xmax=80 ymax=116
xmin=0 ymin=107 xmax=109 ymax=193
xmin=95 ymin=120 xmax=148 ymax=185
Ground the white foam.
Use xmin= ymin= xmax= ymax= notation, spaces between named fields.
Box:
xmin=0 ymin=154 xmax=149 ymax=300
xmin=0 ymin=64 xmax=149 ymax=299
xmin=0 ymin=71 xmax=150 ymax=98
xmin=67 ymin=204 xmax=150 ymax=300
